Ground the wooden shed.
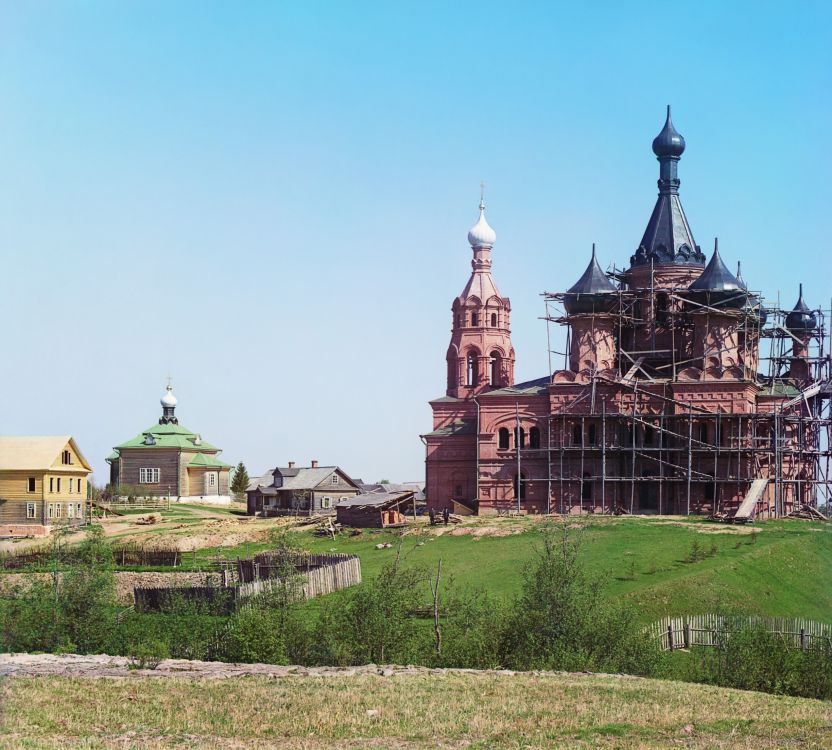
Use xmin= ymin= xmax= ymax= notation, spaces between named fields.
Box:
xmin=335 ymin=491 xmax=415 ymax=528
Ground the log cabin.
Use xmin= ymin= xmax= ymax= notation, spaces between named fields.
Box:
xmin=246 ymin=461 xmax=361 ymax=516
xmin=336 ymin=490 xmax=415 ymax=528
xmin=0 ymin=435 xmax=92 ymax=537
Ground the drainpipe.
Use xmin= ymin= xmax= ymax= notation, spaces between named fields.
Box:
xmin=474 ymin=397 xmax=481 ymax=512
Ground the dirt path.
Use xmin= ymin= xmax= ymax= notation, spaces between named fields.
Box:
xmin=0 ymin=652 xmax=628 ymax=681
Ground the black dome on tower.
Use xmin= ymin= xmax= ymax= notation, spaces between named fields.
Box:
xmin=564 ymin=245 xmax=618 ymax=314
xmin=785 ymin=284 xmax=817 ymax=332
xmin=652 ymin=105 xmax=686 ymax=158
xmin=686 ymin=240 xmax=747 ymax=309
xmin=630 ymin=106 xmax=706 ymax=268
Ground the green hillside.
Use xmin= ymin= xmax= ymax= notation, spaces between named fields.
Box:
xmin=286 ymin=516 xmax=832 ymax=622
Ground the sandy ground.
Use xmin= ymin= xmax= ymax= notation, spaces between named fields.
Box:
xmin=0 ymin=652 xmax=634 ymax=681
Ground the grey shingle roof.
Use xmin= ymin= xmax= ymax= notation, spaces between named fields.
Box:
xmin=481 ymin=376 xmax=550 ymax=397
xmin=336 ymin=491 xmax=414 ymax=509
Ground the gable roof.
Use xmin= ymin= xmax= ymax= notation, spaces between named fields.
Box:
xmin=247 ymin=465 xmax=361 ymax=492
xmin=0 ymin=436 xmax=92 ymax=472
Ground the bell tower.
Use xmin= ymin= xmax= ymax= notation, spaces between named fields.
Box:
xmin=445 ymin=195 xmax=515 ymax=398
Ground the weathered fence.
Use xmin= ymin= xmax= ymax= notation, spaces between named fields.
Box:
xmin=235 ymin=552 xmax=359 ymax=583
xmin=236 ymin=555 xmax=362 ymax=602
xmin=135 ymin=554 xmax=362 ymax=613
xmin=650 ymin=614 xmax=832 ymax=652
xmin=0 ymin=544 xmax=195 ymax=569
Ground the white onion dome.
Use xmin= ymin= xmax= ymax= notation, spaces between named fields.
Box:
xmin=161 ymin=384 xmax=178 ymax=408
xmin=467 ymin=201 xmax=497 ymax=249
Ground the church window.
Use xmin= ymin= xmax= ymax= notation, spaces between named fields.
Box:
xmin=529 ymin=427 xmax=541 ymax=449
xmin=498 ymin=428 xmax=510 ymax=450
xmin=655 ymin=293 xmax=669 ymax=324
xmin=698 ymin=423 xmax=708 ymax=444
xmin=471 ymin=312 xmax=478 ymax=326
xmin=139 ymin=468 xmax=160 ymax=484
xmin=582 ymin=473 xmax=592 ymax=500
xmin=588 ymin=424 xmax=597 ymax=446
xmin=514 ymin=427 xmax=525 ymax=449
xmin=572 ymin=424 xmax=582 ymax=446
xmin=489 ymin=351 xmax=501 ymax=386
xmin=466 ymin=354 xmax=478 ymax=386
xmin=512 ymin=473 xmax=526 ymax=500
xmin=454 ymin=484 xmax=462 ymax=497
xmin=491 ymin=313 xmax=497 ymax=327
xmin=705 ymin=476 xmax=715 ymax=502
xmin=644 ymin=425 xmax=655 ymax=446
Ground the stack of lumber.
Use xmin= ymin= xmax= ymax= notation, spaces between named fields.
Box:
xmin=785 ymin=504 xmax=828 ymax=521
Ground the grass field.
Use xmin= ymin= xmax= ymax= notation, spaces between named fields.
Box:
xmin=1 ymin=670 xmax=830 ymax=749
xmin=240 ymin=516 xmax=832 ymax=623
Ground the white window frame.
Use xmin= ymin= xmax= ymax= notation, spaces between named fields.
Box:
xmin=67 ymin=503 xmax=75 ymax=518
xmin=209 ymin=473 xmax=216 ymax=486
xmin=321 ymin=496 xmax=332 ymax=509
xmin=47 ymin=503 xmax=54 ymax=519
xmin=54 ymin=503 xmax=62 ymax=518
xmin=340 ymin=496 xmax=348 ymax=503
xmin=26 ymin=502 xmax=36 ymax=519
xmin=330 ymin=475 xmax=339 ymax=484
xmin=139 ymin=468 xmax=160 ymax=484
xmin=76 ymin=502 xmax=83 ymax=518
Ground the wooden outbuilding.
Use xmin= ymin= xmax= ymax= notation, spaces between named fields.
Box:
xmin=335 ymin=491 xmax=415 ymax=528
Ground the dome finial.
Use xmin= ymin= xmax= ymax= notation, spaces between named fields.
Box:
xmin=652 ymin=105 xmax=686 ymax=158
xmin=467 ymin=186 xmax=496 ymax=249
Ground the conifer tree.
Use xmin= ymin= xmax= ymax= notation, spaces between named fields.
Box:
xmin=230 ymin=461 xmax=250 ymax=500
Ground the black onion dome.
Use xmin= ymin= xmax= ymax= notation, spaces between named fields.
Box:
xmin=564 ymin=245 xmax=617 ymax=314
xmin=687 ymin=240 xmax=747 ymax=309
xmin=785 ymin=284 xmax=817 ymax=331
xmin=652 ymin=105 xmax=686 ymax=158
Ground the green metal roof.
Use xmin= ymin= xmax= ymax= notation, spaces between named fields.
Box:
xmin=188 ymin=452 xmax=231 ymax=468
xmin=114 ymin=422 xmax=219 ymax=452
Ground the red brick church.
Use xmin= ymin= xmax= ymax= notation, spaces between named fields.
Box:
xmin=424 ymin=108 xmax=830 ymax=518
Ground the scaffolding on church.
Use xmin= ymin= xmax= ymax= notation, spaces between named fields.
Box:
xmin=508 ymin=264 xmax=832 ymax=519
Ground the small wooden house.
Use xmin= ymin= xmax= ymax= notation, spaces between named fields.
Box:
xmin=246 ymin=462 xmax=361 ymax=516
xmin=336 ymin=490 xmax=415 ymax=528
xmin=0 ymin=435 xmax=92 ymax=537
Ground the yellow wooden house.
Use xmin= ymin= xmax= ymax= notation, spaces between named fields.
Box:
xmin=0 ymin=436 xmax=92 ymax=537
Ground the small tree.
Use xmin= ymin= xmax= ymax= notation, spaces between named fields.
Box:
xmin=230 ymin=462 xmax=250 ymax=501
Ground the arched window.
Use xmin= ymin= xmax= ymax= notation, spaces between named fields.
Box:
xmin=498 ymin=428 xmax=510 ymax=450
xmin=471 ymin=312 xmax=479 ymax=327
xmin=582 ymin=473 xmax=592 ymax=500
xmin=514 ymin=427 xmax=526 ymax=449
xmin=454 ymin=484 xmax=463 ymax=497
xmin=490 ymin=351 xmax=501 ymax=386
xmin=512 ymin=473 xmax=526 ymax=500
xmin=588 ymin=424 xmax=597 ymax=446
xmin=529 ymin=427 xmax=541 ymax=449
xmin=490 ymin=313 xmax=497 ymax=327
xmin=466 ymin=354 xmax=478 ymax=386
xmin=698 ymin=422 xmax=709 ymax=444
xmin=655 ymin=292 xmax=669 ymax=325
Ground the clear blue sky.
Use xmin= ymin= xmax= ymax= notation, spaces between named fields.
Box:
xmin=1 ymin=1 xmax=830 ymax=485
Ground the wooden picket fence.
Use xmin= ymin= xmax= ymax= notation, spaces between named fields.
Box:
xmin=236 ymin=554 xmax=362 ymax=603
xmin=650 ymin=614 xmax=832 ymax=652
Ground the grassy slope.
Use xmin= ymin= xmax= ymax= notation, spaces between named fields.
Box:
xmin=1 ymin=671 xmax=830 ymax=749
xmin=282 ymin=517 xmax=832 ymax=622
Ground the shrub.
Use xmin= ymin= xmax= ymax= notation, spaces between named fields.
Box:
xmin=499 ymin=524 xmax=659 ymax=675
xmin=128 ymin=639 xmax=170 ymax=670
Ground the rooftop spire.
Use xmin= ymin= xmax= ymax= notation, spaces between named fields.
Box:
xmin=786 ymin=283 xmax=817 ymax=332
xmin=631 ymin=106 xmax=705 ymax=268
xmin=159 ymin=381 xmax=179 ymax=425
